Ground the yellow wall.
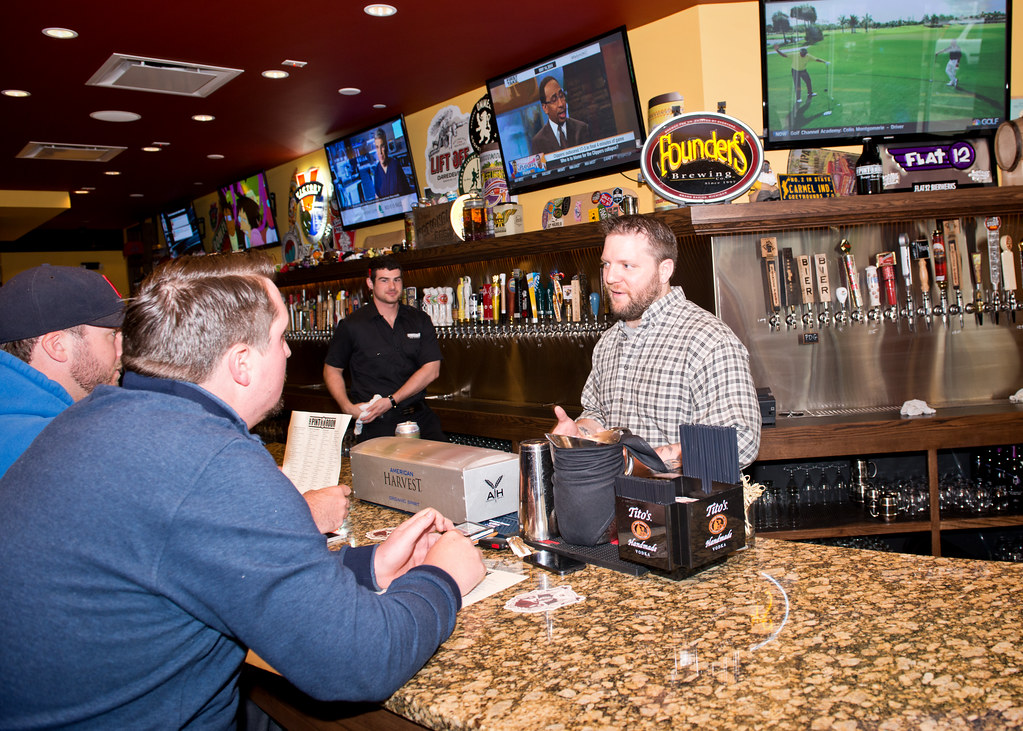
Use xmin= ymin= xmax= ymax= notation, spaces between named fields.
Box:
xmin=8 ymin=1 xmax=1022 ymax=269
xmin=1 ymin=249 xmax=130 ymax=295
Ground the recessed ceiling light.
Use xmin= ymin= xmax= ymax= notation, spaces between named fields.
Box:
xmin=364 ymin=4 xmax=397 ymax=17
xmin=104 ymin=170 xmax=121 ymax=176
xmin=90 ymin=110 xmax=141 ymax=122
xmin=207 ymin=153 xmax=224 ymax=160
xmin=142 ymin=146 xmax=161 ymax=152
xmin=373 ymin=103 xmax=387 ymax=109
xmin=129 ymin=193 xmax=144 ymax=198
xmin=192 ymin=114 xmax=215 ymax=122
xmin=74 ymin=189 xmax=90 ymax=194
xmin=338 ymin=87 xmax=361 ymax=96
xmin=42 ymin=27 xmax=78 ymax=39
xmin=2 ymin=89 xmax=30 ymax=98
xmin=262 ymin=69 xmax=289 ymax=79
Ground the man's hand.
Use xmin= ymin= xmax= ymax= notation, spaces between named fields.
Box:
xmin=374 ymin=508 xmax=484 ymax=595
xmin=422 ymin=530 xmax=486 ymax=596
xmin=655 ymin=442 xmax=682 ymax=471
xmin=354 ymin=395 xmax=389 ymax=424
xmin=550 ymin=406 xmax=604 ymax=437
xmin=550 ymin=406 xmax=580 ymax=436
xmin=303 ymin=484 xmax=351 ymax=533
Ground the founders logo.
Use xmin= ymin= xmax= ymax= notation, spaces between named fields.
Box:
xmin=640 ymin=112 xmax=763 ymax=205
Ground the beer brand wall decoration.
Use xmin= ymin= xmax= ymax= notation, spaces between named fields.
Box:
xmin=640 ymin=112 xmax=764 ymax=205
xmin=293 ymin=167 xmax=330 ymax=244
xmin=425 ymin=104 xmax=472 ymax=195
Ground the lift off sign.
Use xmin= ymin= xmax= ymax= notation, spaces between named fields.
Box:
xmin=641 ymin=112 xmax=763 ymax=205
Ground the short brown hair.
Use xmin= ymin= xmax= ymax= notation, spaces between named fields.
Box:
xmin=0 ymin=336 xmax=38 ymax=363
xmin=600 ymin=215 xmax=678 ymax=267
xmin=122 ymin=252 xmax=278 ymax=383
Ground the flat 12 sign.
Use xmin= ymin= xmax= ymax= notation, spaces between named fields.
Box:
xmin=887 ymin=140 xmax=976 ymax=172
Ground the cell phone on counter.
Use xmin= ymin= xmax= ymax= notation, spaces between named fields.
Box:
xmin=453 ymin=521 xmax=497 ymax=543
xmin=524 ymin=550 xmax=586 ymax=576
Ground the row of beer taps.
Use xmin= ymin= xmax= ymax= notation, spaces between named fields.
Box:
xmin=760 ymin=217 xmax=1021 ymax=331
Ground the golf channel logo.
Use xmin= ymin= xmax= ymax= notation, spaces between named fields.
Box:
xmin=640 ymin=112 xmax=764 ymax=205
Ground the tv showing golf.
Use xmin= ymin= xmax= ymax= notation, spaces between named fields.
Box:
xmin=759 ymin=0 xmax=1009 ymax=149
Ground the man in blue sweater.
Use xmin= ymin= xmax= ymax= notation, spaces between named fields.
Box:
xmin=0 ymin=252 xmax=485 ymax=729
xmin=0 ymin=264 xmax=124 ymax=476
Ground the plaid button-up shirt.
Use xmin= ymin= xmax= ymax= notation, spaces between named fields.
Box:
xmin=579 ymin=287 xmax=761 ymax=467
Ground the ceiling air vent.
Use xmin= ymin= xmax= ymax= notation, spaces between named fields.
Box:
xmin=86 ymin=53 xmax=243 ymax=97
xmin=17 ymin=142 xmax=127 ymax=162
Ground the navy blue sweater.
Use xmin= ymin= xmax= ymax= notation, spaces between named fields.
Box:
xmin=0 ymin=372 xmax=460 ymax=729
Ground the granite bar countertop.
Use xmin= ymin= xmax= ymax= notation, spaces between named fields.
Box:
xmin=266 ymin=444 xmax=1023 ymax=729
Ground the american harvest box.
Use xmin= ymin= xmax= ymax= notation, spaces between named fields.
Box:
xmin=350 ymin=437 xmax=518 ymax=523
xmin=614 ymin=475 xmax=744 ymax=577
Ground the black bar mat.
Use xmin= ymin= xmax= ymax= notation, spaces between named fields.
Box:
xmin=525 ymin=538 xmax=649 ymax=577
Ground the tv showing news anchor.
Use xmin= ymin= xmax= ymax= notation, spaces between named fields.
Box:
xmin=486 ymin=26 xmax=647 ymax=194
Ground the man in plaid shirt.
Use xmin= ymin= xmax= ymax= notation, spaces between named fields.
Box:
xmin=552 ymin=216 xmax=761 ymax=468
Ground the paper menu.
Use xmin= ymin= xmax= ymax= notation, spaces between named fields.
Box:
xmin=281 ymin=411 xmax=352 ymax=494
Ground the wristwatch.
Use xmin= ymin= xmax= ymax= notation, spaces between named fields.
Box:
xmin=388 ymin=395 xmax=398 ymax=409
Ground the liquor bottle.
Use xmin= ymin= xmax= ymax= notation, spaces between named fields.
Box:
xmin=854 ymin=138 xmax=883 ymax=195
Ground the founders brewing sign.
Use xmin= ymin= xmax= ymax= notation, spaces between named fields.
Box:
xmin=640 ymin=112 xmax=764 ymax=205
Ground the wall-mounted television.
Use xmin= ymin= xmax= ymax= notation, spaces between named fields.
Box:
xmin=759 ymin=0 xmax=1010 ymax=150
xmin=158 ymin=204 xmax=204 ymax=258
xmin=217 ymin=171 xmax=279 ymax=251
xmin=323 ymin=116 xmax=419 ymax=230
xmin=485 ymin=26 xmax=647 ymax=195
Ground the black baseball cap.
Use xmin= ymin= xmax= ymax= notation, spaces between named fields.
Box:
xmin=0 ymin=264 xmax=124 ymax=343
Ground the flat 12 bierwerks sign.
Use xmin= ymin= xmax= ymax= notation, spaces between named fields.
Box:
xmin=640 ymin=112 xmax=764 ymax=205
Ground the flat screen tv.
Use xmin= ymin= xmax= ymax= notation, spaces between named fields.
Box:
xmin=323 ymin=116 xmax=419 ymax=230
xmin=217 ymin=171 xmax=280 ymax=251
xmin=485 ymin=26 xmax=647 ymax=194
xmin=759 ymin=0 xmax=1010 ymax=149
xmin=158 ymin=204 xmax=204 ymax=258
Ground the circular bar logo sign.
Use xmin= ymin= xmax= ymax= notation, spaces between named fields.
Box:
xmin=641 ymin=112 xmax=763 ymax=205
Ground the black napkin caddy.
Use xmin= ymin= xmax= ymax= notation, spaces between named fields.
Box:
xmin=614 ymin=474 xmax=743 ymax=578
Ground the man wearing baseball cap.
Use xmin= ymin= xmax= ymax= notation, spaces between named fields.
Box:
xmin=0 ymin=264 xmax=124 ymax=476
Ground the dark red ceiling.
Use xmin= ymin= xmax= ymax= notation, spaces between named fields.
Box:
xmin=2 ymin=1 xmax=694 ymax=238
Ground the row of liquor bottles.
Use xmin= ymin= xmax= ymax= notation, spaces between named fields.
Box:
xmin=760 ymin=216 xmax=1020 ymax=331
xmin=284 ymin=268 xmax=607 ymax=334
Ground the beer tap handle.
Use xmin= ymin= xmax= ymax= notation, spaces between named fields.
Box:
xmin=911 ymin=239 xmax=932 ymax=329
xmin=759 ymin=237 xmax=782 ymax=329
xmin=837 ymin=239 xmax=862 ymax=320
xmin=947 ymin=238 xmax=964 ymax=325
xmin=781 ymin=247 xmax=799 ymax=328
xmin=834 ymin=286 xmax=849 ymax=324
xmin=916 ymin=253 xmax=930 ymax=299
xmin=1002 ymin=236 xmax=1018 ymax=322
xmin=796 ymin=254 xmax=816 ymax=327
xmin=898 ymin=234 xmax=915 ymax=330
xmin=813 ymin=253 xmax=832 ymax=326
xmin=865 ymin=265 xmax=882 ymax=320
xmin=970 ymin=252 xmax=985 ymax=325
xmin=986 ymin=217 xmax=1003 ymax=324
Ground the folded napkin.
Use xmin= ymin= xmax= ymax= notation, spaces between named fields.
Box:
xmin=1010 ymin=388 xmax=1023 ymax=404
xmin=900 ymin=399 xmax=936 ymax=416
xmin=353 ymin=394 xmax=383 ymax=435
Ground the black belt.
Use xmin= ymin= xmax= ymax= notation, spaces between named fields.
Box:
xmin=398 ymin=402 xmax=426 ymax=418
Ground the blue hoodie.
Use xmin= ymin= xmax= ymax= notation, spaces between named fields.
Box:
xmin=0 ymin=372 xmax=461 ymax=729
xmin=0 ymin=349 xmax=73 ymax=476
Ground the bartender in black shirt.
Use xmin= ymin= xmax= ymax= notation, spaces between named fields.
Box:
xmin=323 ymin=256 xmax=446 ymax=441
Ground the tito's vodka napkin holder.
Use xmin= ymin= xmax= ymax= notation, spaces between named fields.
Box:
xmin=614 ymin=474 xmax=744 ymax=578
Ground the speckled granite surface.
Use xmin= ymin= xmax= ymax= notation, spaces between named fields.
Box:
xmin=270 ymin=445 xmax=1023 ymax=729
